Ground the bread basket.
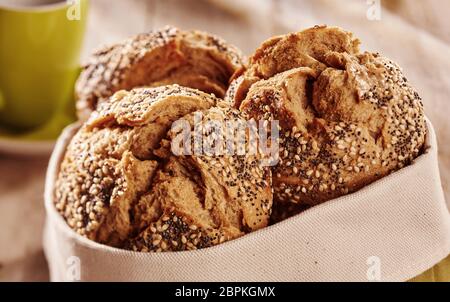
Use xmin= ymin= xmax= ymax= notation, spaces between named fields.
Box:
xmin=43 ymin=119 xmax=450 ymax=281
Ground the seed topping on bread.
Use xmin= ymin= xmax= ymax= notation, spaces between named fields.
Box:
xmin=227 ymin=26 xmax=426 ymax=205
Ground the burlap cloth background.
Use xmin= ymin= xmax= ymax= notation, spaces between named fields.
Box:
xmin=1 ymin=0 xmax=450 ymax=281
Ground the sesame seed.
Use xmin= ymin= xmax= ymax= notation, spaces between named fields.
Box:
xmin=152 ymin=239 xmax=161 ymax=246
xmin=312 ymin=141 xmax=319 ymax=150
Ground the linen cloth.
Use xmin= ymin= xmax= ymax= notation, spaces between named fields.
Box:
xmin=43 ymin=120 xmax=450 ymax=282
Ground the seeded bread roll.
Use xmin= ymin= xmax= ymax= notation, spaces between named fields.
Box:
xmin=227 ymin=25 xmax=427 ymax=206
xmin=76 ymin=26 xmax=245 ymax=120
xmin=56 ymin=86 xmax=217 ymax=246
xmin=55 ymin=85 xmax=272 ymax=251
xmin=128 ymin=105 xmax=272 ymax=252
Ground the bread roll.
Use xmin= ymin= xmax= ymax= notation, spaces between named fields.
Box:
xmin=227 ymin=25 xmax=427 ymax=206
xmin=55 ymin=85 xmax=272 ymax=251
xmin=76 ymin=26 xmax=245 ymax=120
xmin=128 ymin=105 xmax=272 ymax=252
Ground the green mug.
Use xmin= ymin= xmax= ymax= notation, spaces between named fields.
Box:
xmin=0 ymin=0 xmax=88 ymax=131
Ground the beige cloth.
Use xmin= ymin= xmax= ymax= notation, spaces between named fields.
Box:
xmin=43 ymin=120 xmax=450 ymax=282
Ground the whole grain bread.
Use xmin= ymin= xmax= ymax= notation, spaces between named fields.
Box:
xmin=128 ymin=104 xmax=273 ymax=252
xmin=227 ymin=25 xmax=427 ymax=206
xmin=76 ymin=26 xmax=245 ymax=120
xmin=55 ymin=86 xmax=272 ymax=251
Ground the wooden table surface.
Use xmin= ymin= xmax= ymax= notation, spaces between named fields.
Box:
xmin=0 ymin=0 xmax=449 ymax=281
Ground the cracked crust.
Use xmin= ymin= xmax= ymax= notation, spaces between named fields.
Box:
xmin=226 ymin=25 xmax=427 ymax=206
xmin=127 ymin=105 xmax=272 ymax=252
xmin=76 ymin=26 xmax=246 ymax=120
xmin=225 ymin=25 xmax=360 ymax=108
xmin=55 ymin=86 xmax=272 ymax=251
xmin=55 ymin=85 xmax=218 ymax=246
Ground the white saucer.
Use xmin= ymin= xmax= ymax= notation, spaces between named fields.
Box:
xmin=0 ymin=113 xmax=76 ymax=157
xmin=0 ymin=136 xmax=55 ymax=157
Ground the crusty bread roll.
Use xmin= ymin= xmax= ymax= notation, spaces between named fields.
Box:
xmin=76 ymin=26 xmax=245 ymax=121
xmin=55 ymin=85 xmax=272 ymax=251
xmin=226 ymin=25 xmax=360 ymax=109
xmin=127 ymin=105 xmax=272 ymax=252
xmin=227 ymin=25 xmax=427 ymax=206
